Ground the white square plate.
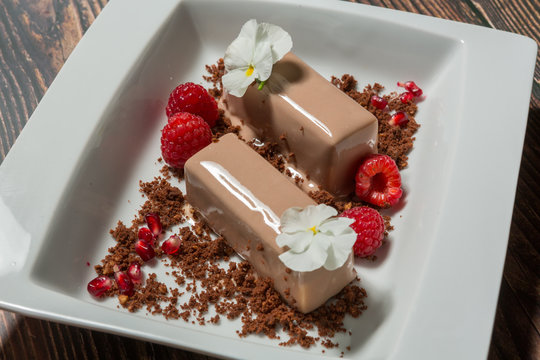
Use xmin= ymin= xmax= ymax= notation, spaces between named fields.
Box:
xmin=0 ymin=0 xmax=536 ymax=359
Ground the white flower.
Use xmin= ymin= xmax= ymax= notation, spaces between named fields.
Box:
xmin=276 ymin=204 xmax=356 ymax=272
xmin=222 ymin=19 xmax=292 ymax=97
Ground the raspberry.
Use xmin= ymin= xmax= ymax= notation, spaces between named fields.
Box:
xmin=160 ymin=112 xmax=212 ymax=168
xmin=340 ymin=207 xmax=385 ymax=257
xmin=355 ymin=154 xmax=402 ymax=207
xmin=166 ymin=82 xmax=219 ymax=127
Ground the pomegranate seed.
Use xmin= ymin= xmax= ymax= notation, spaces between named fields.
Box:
xmin=399 ymin=92 xmax=414 ymax=103
xmin=114 ymin=266 xmax=134 ymax=296
xmin=397 ymin=81 xmax=423 ymax=97
xmin=87 ymin=276 xmax=112 ymax=297
xmin=410 ymin=87 xmax=422 ymax=97
xmin=370 ymin=95 xmax=387 ymax=110
xmin=138 ymin=227 xmax=154 ymax=244
xmin=135 ymin=240 xmax=155 ymax=261
xmin=389 ymin=112 xmax=409 ymax=127
xmin=127 ymin=262 xmax=142 ymax=284
xmin=162 ymin=235 xmax=181 ymax=255
xmin=145 ymin=213 xmax=162 ymax=237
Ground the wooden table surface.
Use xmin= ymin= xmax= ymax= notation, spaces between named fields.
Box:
xmin=0 ymin=0 xmax=538 ymax=359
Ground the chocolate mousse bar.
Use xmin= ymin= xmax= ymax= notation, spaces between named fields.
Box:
xmin=184 ymin=134 xmax=356 ymax=313
xmin=224 ymin=52 xmax=378 ymax=197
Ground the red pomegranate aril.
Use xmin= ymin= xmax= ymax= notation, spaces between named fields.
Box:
xmin=135 ymin=240 xmax=155 ymax=261
xmin=127 ymin=262 xmax=142 ymax=284
xmin=87 ymin=276 xmax=112 ymax=297
xmin=162 ymin=235 xmax=181 ymax=255
xmin=138 ymin=227 xmax=154 ymax=244
xmin=397 ymin=81 xmax=423 ymax=97
xmin=389 ymin=112 xmax=409 ymax=127
xmin=114 ymin=266 xmax=134 ymax=296
xmin=370 ymin=95 xmax=387 ymax=110
xmin=399 ymin=92 xmax=414 ymax=103
xmin=410 ymin=87 xmax=423 ymax=97
xmin=145 ymin=213 xmax=162 ymax=237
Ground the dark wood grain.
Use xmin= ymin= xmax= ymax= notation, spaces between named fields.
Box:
xmin=0 ymin=1 xmax=538 ymax=359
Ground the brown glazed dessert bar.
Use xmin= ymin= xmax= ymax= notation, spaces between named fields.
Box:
xmin=184 ymin=133 xmax=356 ymax=313
xmin=224 ymin=52 xmax=378 ymax=197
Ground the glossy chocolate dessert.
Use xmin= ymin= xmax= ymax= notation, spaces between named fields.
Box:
xmin=224 ymin=52 xmax=378 ymax=196
xmin=185 ymin=134 xmax=356 ymax=313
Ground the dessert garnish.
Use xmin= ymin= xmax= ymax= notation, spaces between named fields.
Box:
xmin=166 ymin=82 xmax=219 ymax=127
xmin=276 ymin=204 xmax=356 ymax=272
xmin=135 ymin=239 xmax=155 ymax=261
xmin=144 ymin=212 xmax=162 ymax=237
xmin=138 ymin=227 xmax=155 ymax=245
xmin=399 ymin=91 xmax=414 ymax=103
xmin=389 ymin=111 xmax=409 ymax=127
xmin=397 ymin=80 xmax=423 ymax=98
xmin=355 ymin=154 xmax=403 ymax=207
xmin=114 ymin=265 xmax=134 ymax=296
xmin=87 ymin=275 xmax=112 ymax=297
xmin=127 ymin=262 xmax=142 ymax=284
xmin=339 ymin=207 xmax=385 ymax=257
xmin=222 ymin=19 xmax=292 ymax=96
xmin=160 ymin=112 xmax=212 ymax=168
xmin=161 ymin=234 xmax=181 ymax=255
xmin=370 ymin=95 xmax=388 ymax=110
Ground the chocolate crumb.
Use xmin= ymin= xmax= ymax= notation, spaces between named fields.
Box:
xmin=203 ymin=58 xmax=225 ymax=98
xmin=331 ymin=75 xmax=420 ymax=169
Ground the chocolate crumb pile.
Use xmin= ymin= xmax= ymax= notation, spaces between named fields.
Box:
xmin=92 ymin=59 xmax=421 ymax=352
xmin=96 ymin=170 xmax=368 ymax=349
xmin=330 ymin=75 xmax=420 ymax=170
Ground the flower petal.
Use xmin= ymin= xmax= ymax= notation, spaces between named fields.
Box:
xmin=323 ymin=229 xmax=356 ymax=270
xmin=318 ymin=216 xmax=355 ymax=235
xmin=259 ymin=22 xmax=293 ymax=63
xmin=252 ymin=41 xmax=274 ymax=81
xmin=276 ymin=231 xmax=312 ymax=252
xmin=279 ymin=207 xmax=310 ymax=233
xmin=278 ymin=233 xmax=330 ymax=272
xmin=303 ymin=205 xmax=337 ymax=229
xmin=238 ymin=19 xmax=258 ymax=41
xmin=222 ymin=68 xmax=255 ymax=97
xmin=224 ymin=36 xmax=254 ymax=72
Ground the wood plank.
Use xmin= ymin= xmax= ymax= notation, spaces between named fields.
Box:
xmin=469 ymin=0 xmax=540 ymax=105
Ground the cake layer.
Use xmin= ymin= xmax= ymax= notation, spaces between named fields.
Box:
xmin=184 ymin=134 xmax=356 ymax=313
xmin=224 ymin=52 xmax=378 ymax=197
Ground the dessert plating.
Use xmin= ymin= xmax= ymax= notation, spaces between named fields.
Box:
xmin=88 ymin=18 xmax=423 ymax=352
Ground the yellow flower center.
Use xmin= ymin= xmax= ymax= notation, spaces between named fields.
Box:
xmin=245 ymin=65 xmax=254 ymax=77
xmin=309 ymin=226 xmax=318 ymax=235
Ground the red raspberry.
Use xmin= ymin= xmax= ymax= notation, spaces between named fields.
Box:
xmin=160 ymin=112 xmax=212 ymax=168
xmin=166 ymin=82 xmax=219 ymax=127
xmin=355 ymin=154 xmax=402 ymax=207
xmin=340 ymin=207 xmax=385 ymax=257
